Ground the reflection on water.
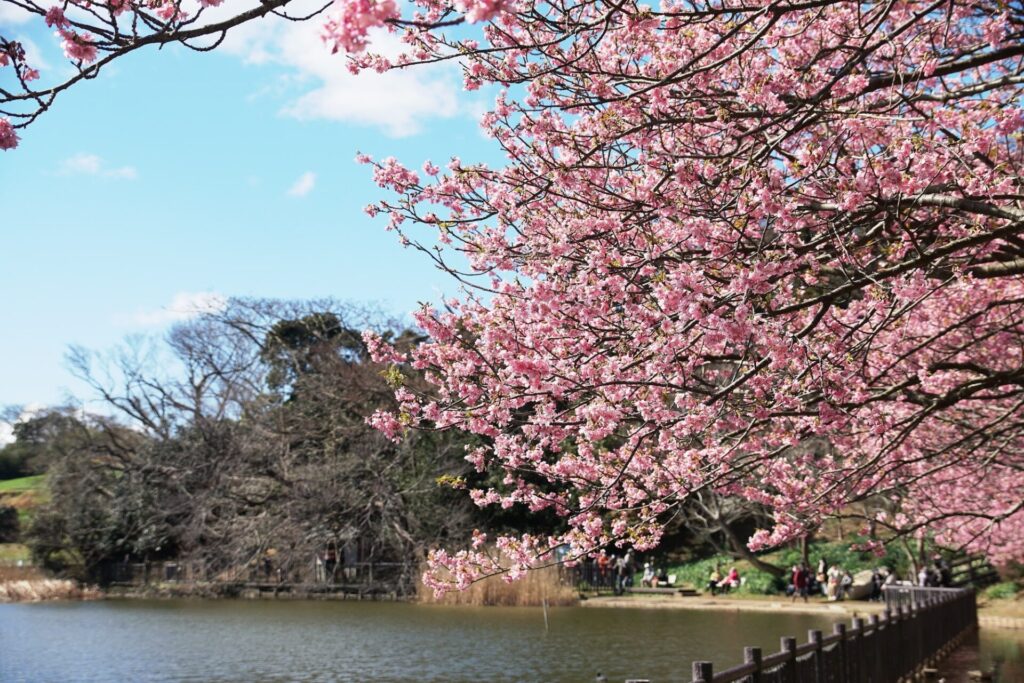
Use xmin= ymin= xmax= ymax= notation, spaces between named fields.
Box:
xmin=2 ymin=600 xmax=1020 ymax=683
xmin=929 ymin=627 xmax=1024 ymax=682
xmin=1 ymin=600 xmax=838 ymax=682
xmin=974 ymin=628 xmax=1024 ymax=682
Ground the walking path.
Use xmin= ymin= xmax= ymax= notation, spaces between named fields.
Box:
xmin=580 ymin=594 xmax=886 ymax=617
xmin=584 ymin=594 xmax=1024 ymax=626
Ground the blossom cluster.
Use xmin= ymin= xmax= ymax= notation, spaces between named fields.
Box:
xmin=356 ymin=0 xmax=1024 ymax=587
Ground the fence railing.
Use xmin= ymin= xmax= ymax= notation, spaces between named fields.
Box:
xmin=96 ymin=558 xmax=414 ymax=593
xmin=688 ymin=586 xmax=976 ymax=683
xmin=882 ymin=584 xmax=966 ymax=611
xmin=948 ymin=554 xmax=1000 ymax=588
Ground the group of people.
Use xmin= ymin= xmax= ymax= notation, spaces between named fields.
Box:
xmin=641 ymin=561 xmax=673 ymax=588
xmin=918 ymin=555 xmax=953 ymax=587
xmin=789 ymin=558 xmax=908 ymax=602
xmin=591 ymin=549 xmax=678 ymax=594
xmin=707 ymin=566 xmax=741 ymax=595
xmin=589 ymin=550 xmax=954 ymax=601
xmin=595 ymin=549 xmax=640 ymax=594
xmin=788 ymin=558 xmax=865 ymax=602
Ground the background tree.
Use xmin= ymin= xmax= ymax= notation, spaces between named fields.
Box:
xmin=31 ymin=298 xmax=479 ymax=590
xmin=0 ymin=408 xmax=84 ymax=478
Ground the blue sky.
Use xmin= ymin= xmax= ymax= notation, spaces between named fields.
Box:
xmin=0 ymin=6 xmax=498 ymax=419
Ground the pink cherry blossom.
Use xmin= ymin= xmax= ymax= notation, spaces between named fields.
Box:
xmin=0 ymin=118 xmax=18 ymax=150
xmin=58 ymin=29 xmax=97 ymax=64
xmin=44 ymin=6 xmax=69 ymax=29
xmin=322 ymin=0 xmax=399 ymax=55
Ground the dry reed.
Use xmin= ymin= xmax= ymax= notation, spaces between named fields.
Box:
xmin=0 ymin=578 xmax=101 ymax=602
xmin=0 ymin=565 xmax=42 ymax=582
xmin=417 ymin=563 xmax=578 ymax=607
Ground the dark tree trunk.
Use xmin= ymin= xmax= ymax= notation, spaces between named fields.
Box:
xmin=719 ymin=519 xmax=784 ymax=578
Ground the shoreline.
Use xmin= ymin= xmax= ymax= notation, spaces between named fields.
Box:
xmin=6 ymin=581 xmax=1024 ymax=630
xmin=580 ymin=594 xmax=885 ymax=617
xmin=0 ymin=578 xmax=102 ymax=603
xmin=581 ymin=594 xmax=1024 ymax=629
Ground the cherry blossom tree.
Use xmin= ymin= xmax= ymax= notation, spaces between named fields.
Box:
xmin=358 ymin=0 xmax=1024 ymax=584
xmin=4 ymin=0 xmax=1024 ymax=584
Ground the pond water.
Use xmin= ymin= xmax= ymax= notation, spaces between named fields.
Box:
xmin=1 ymin=599 xmax=835 ymax=682
xmin=0 ymin=599 xmax=1019 ymax=682
xmin=941 ymin=627 xmax=1024 ymax=682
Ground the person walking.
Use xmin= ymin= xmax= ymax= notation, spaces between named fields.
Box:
xmin=792 ymin=564 xmax=810 ymax=603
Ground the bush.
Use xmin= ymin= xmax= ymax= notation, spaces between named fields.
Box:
xmin=984 ymin=582 xmax=1020 ymax=601
xmin=665 ymin=554 xmax=784 ymax=595
xmin=774 ymin=540 xmax=886 ymax=575
xmin=0 ymin=506 xmax=19 ymax=543
xmin=742 ymin=570 xmax=783 ymax=595
xmin=671 ymin=554 xmax=733 ymax=590
xmin=662 ymin=537 xmax=903 ymax=597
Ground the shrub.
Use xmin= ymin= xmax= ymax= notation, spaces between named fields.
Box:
xmin=984 ymin=582 xmax=1019 ymax=601
xmin=0 ymin=506 xmax=19 ymax=543
xmin=742 ymin=570 xmax=782 ymax=595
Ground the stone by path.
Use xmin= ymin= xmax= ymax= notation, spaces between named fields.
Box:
xmin=979 ymin=615 xmax=1024 ymax=630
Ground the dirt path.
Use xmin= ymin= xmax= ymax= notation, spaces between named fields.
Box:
xmin=579 ymin=594 xmax=886 ymax=617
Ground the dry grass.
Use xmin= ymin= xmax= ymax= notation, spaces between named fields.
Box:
xmin=0 ymin=543 xmax=31 ymax=563
xmin=980 ymin=598 xmax=1024 ymax=618
xmin=0 ymin=578 xmax=101 ymax=603
xmin=0 ymin=564 xmax=44 ymax=582
xmin=418 ymin=564 xmax=578 ymax=607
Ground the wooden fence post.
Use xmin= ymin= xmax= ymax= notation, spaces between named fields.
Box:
xmin=851 ymin=617 xmax=864 ymax=683
xmin=869 ymin=614 xmax=883 ymax=683
xmin=659 ymin=589 xmax=977 ymax=683
xmin=882 ymin=608 xmax=894 ymax=680
xmin=692 ymin=660 xmax=713 ymax=683
xmin=782 ymin=636 xmax=798 ymax=683
xmin=809 ymin=630 xmax=824 ymax=683
xmin=895 ymin=605 xmax=906 ymax=679
xmin=744 ymin=646 xmax=762 ymax=683
xmin=834 ymin=622 xmax=847 ymax=683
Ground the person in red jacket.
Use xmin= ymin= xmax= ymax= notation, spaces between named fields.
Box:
xmin=791 ymin=564 xmax=810 ymax=603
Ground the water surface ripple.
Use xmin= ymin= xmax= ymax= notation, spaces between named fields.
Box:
xmin=0 ymin=599 xmax=892 ymax=682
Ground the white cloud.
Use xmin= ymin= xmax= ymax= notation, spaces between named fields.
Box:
xmin=16 ymin=36 xmax=50 ymax=71
xmin=0 ymin=404 xmax=47 ymax=447
xmin=219 ymin=10 xmax=463 ymax=137
xmin=0 ymin=3 xmax=33 ymax=25
xmin=131 ymin=291 xmax=228 ymax=327
xmin=287 ymin=170 xmax=316 ymax=197
xmin=105 ymin=165 xmax=138 ymax=180
xmin=59 ymin=153 xmax=138 ymax=179
xmin=61 ymin=153 xmax=102 ymax=175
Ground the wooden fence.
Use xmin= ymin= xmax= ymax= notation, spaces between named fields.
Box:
xmin=688 ymin=586 xmax=976 ymax=683
xmin=947 ymin=555 xmax=1000 ymax=589
xmin=96 ymin=558 xmax=414 ymax=597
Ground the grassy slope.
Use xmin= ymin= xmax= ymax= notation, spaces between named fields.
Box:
xmin=0 ymin=474 xmax=45 ymax=493
xmin=0 ymin=475 xmax=46 ymax=563
xmin=0 ymin=544 xmax=30 ymax=563
xmin=650 ymin=540 xmax=899 ymax=595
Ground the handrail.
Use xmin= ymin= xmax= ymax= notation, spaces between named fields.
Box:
xmin=688 ymin=587 xmax=976 ymax=683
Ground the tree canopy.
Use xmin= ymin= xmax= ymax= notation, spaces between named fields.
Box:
xmin=29 ymin=300 xmax=478 ymax=588
xmin=3 ymin=0 xmax=1023 ymax=587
